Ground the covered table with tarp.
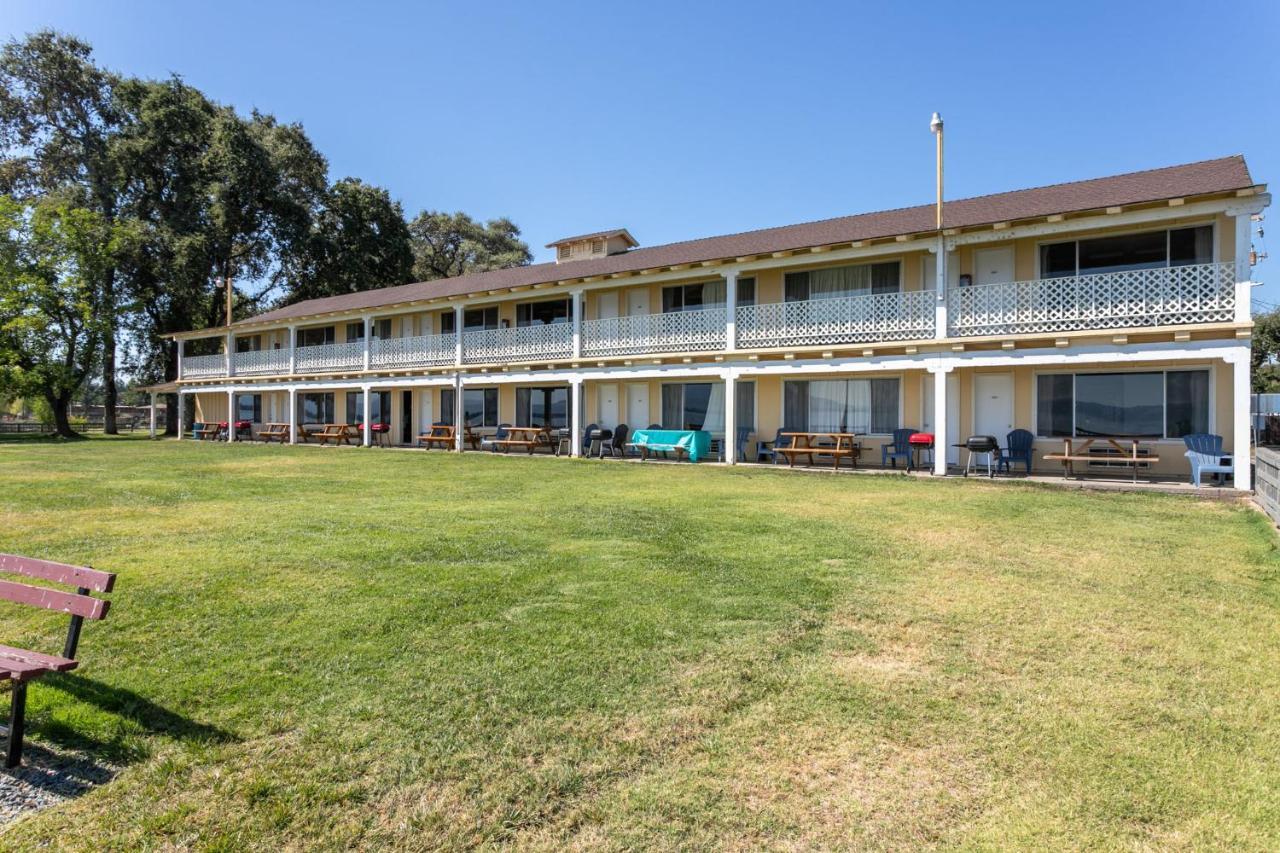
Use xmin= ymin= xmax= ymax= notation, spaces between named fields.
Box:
xmin=627 ymin=429 xmax=712 ymax=462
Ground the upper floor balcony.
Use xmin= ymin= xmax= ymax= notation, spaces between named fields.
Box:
xmin=177 ymin=262 xmax=1244 ymax=380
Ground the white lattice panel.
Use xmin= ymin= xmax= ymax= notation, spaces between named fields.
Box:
xmin=371 ymin=333 xmax=456 ymax=368
xmin=294 ymin=342 xmax=364 ymax=372
xmin=462 ymin=323 xmax=573 ymax=364
xmin=736 ymin=290 xmax=935 ymax=348
xmin=232 ymin=349 xmax=290 ymax=376
xmin=581 ymin=308 xmax=727 ymax=357
xmin=948 ymin=263 xmax=1236 ymax=337
xmin=181 ymin=354 xmax=225 ymax=378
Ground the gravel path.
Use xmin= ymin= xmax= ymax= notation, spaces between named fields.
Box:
xmin=0 ymin=742 xmax=117 ymax=827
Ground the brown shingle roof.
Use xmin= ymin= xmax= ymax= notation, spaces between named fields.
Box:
xmin=240 ymin=156 xmax=1256 ymax=327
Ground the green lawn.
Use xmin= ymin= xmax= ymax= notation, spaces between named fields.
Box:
xmin=1 ymin=436 xmax=1278 ymax=849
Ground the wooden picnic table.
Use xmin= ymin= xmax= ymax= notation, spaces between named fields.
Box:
xmin=486 ymin=426 xmax=545 ymax=454
xmin=1042 ymin=436 xmax=1159 ymax=483
xmin=260 ymin=422 xmax=290 ymax=443
xmin=315 ymin=423 xmax=354 ymax=446
xmin=777 ymin=432 xmax=863 ymax=470
xmin=419 ymin=424 xmax=455 ymax=450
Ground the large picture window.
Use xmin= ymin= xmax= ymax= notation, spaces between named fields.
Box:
xmin=299 ymin=392 xmax=334 ymax=425
xmin=236 ymin=394 xmax=262 ymax=423
xmin=1035 ymin=370 xmax=1209 ymax=439
xmin=1039 ymin=226 xmax=1213 ymax=279
xmin=296 ymin=326 xmax=335 ymax=348
xmin=463 ymin=388 xmax=498 ymax=427
xmin=345 ymin=390 xmax=390 ymax=426
xmin=660 ymin=382 xmax=754 ymax=432
xmin=516 ymin=299 xmax=570 ymax=327
xmin=782 ymin=378 xmax=899 ymax=434
xmin=785 ymin=261 xmax=900 ymax=302
xmin=516 ymin=386 xmax=568 ymax=428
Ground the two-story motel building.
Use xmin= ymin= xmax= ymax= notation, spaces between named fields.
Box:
xmin=170 ymin=156 xmax=1267 ymax=488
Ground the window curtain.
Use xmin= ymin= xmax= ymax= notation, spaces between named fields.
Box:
xmin=809 ymin=265 xmax=871 ymax=299
xmin=845 ymin=381 xmax=872 ymax=433
xmin=784 ymin=381 xmax=809 ymax=431
xmin=516 ymin=388 xmax=530 ymax=425
xmin=869 ymin=379 xmax=899 ymax=433
xmin=808 ymin=381 xmax=847 ymax=432
xmin=736 ymin=381 xmax=755 ymax=431
xmin=661 ymin=384 xmax=683 ymax=429
xmin=701 ymin=384 xmax=726 ymax=433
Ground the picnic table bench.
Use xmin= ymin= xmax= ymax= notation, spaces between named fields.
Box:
xmin=485 ymin=426 xmax=545 ymax=454
xmin=260 ymin=422 xmax=290 ymax=443
xmin=1043 ymin=437 xmax=1159 ymax=483
xmin=315 ymin=423 xmax=354 ymax=446
xmin=193 ymin=422 xmax=222 ymax=441
xmin=627 ymin=429 xmax=712 ymax=462
xmin=419 ymin=424 xmax=456 ymax=450
xmin=777 ymin=432 xmax=863 ymax=470
xmin=1 ymin=553 xmax=116 ymax=768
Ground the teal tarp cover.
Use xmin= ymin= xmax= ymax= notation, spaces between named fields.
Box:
xmin=629 ymin=429 xmax=712 ymax=462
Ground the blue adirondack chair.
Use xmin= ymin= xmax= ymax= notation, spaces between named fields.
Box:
xmin=718 ymin=426 xmax=752 ymax=462
xmin=882 ymin=428 xmax=916 ymax=471
xmin=760 ymin=428 xmax=795 ymax=464
xmin=482 ymin=423 xmax=511 ymax=451
xmin=998 ymin=429 xmax=1035 ymax=474
xmin=1183 ymin=433 xmax=1233 ymax=487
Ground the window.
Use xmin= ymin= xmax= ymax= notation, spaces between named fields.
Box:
xmin=557 ymin=244 xmax=572 ymax=260
xmin=591 ymin=238 xmax=605 ymax=255
xmin=299 ymin=392 xmax=334 ymax=425
xmin=782 ymin=378 xmax=900 ymax=433
xmin=662 ymin=281 xmax=725 ymax=313
xmin=345 ymin=390 xmax=390 ymax=426
xmin=236 ymin=393 xmax=262 ymax=423
xmin=516 ymin=386 xmax=569 ymax=428
xmin=464 ymin=307 xmax=499 ymax=330
xmin=516 ymin=299 xmax=570 ymax=327
xmin=1035 ymin=370 xmax=1210 ymax=439
xmin=785 ymin=261 xmax=900 ymax=301
xmin=659 ymin=382 xmax=755 ymax=432
xmin=738 ymin=277 xmax=756 ymax=307
xmin=235 ymin=335 xmax=262 ymax=353
xmin=440 ymin=388 xmax=455 ymax=425
xmin=1039 ymin=226 xmax=1213 ymax=279
xmin=296 ymin=326 xmax=335 ymax=347
xmin=441 ymin=312 xmax=456 ymax=335
xmin=462 ymin=388 xmax=498 ymax=427
xmin=346 ymin=322 xmax=365 ymax=342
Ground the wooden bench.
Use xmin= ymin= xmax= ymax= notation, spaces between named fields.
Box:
xmin=315 ymin=424 xmax=352 ymax=446
xmin=1043 ymin=437 xmax=1159 ymax=483
xmin=193 ymin=423 xmax=221 ymax=441
xmin=1 ymin=553 xmax=116 ymax=768
xmin=418 ymin=424 xmax=456 ymax=450
xmin=260 ymin=423 xmax=290 ymax=443
xmin=777 ymin=432 xmax=862 ymax=470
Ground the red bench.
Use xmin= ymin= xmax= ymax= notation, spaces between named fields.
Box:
xmin=1 ymin=553 xmax=116 ymax=768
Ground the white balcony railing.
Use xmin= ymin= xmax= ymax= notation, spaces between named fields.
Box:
xmin=181 ymin=353 xmax=225 ymax=379
xmin=581 ymin=308 xmax=727 ymax=357
xmin=370 ymin=333 xmax=457 ymax=369
xmin=462 ymin=323 xmax=573 ymax=364
xmin=947 ymin=262 xmax=1237 ymax=337
xmin=736 ymin=290 xmax=936 ymax=348
xmin=232 ymin=349 xmax=291 ymax=376
xmin=294 ymin=341 xmax=364 ymax=372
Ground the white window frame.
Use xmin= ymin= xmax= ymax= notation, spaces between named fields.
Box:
xmin=1031 ymin=366 xmax=1215 ymax=442
xmin=782 ymin=256 xmax=907 ymax=300
xmin=1033 ymin=221 xmax=1218 ymax=279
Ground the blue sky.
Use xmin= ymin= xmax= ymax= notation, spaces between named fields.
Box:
xmin=6 ymin=1 xmax=1280 ymax=303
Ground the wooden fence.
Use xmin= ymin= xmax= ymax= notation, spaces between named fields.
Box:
xmin=1255 ymin=447 xmax=1280 ymax=525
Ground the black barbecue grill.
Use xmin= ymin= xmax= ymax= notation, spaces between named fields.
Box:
xmin=962 ymin=435 xmax=1000 ymax=478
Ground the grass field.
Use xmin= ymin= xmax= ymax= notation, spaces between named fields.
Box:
xmin=1 ymin=436 xmax=1278 ymax=850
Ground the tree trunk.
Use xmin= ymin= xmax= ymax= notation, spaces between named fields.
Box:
xmin=47 ymin=392 xmax=79 ymax=439
xmin=102 ymin=267 xmax=118 ymax=434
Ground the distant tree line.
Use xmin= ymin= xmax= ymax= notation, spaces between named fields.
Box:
xmin=0 ymin=31 xmax=531 ymax=437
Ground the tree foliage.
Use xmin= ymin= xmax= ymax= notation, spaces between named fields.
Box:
xmin=409 ymin=211 xmax=531 ymax=282
xmin=1252 ymin=307 xmax=1280 ymax=393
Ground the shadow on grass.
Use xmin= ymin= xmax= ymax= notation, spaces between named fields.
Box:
xmin=35 ymin=674 xmax=237 ymax=763
xmin=0 ymin=741 xmax=119 ymax=825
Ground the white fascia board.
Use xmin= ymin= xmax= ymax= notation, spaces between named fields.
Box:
xmin=946 ymin=197 xmax=1243 ymax=248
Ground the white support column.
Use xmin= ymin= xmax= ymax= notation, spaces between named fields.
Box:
xmin=288 ymin=387 xmax=297 ymax=444
xmin=454 ymin=305 xmax=465 ymax=366
xmin=933 ymin=236 xmax=948 ymax=340
xmin=362 ymin=315 xmax=372 ymax=371
xmin=723 ymin=371 xmax=737 ymax=463
xmin=929 ymin=363 xmax=952 ymax=475
xmin=149 ymin=393 xmax=157 ymax=439
xmin=227 ymin=389 xmax=235 ymax=442
xmin=571 ymin=289 xmax=584 ymax=360
xmin=1229 ymin=349 xmax=1252 ymax=491
xmin=177 ymin=339 xmax=184 ymax=381
xmin=362 ymin=384 xmax=372 ymax=447
xmin=177 ymin=391 xmax=185 ymax=440
xmin=724 ymin=270 xmax=738 ymax=352
xmin=570 ymin=378 xmax=583 ymax=457
xmin=453 ymin=373 xmax=465 ymax=451
xmin=225 ymin=331 xmax=235 ymax=377
xmin=287 ymin=326 xmax=297 ymax=375
xmin=1234 ymin=212 xmax=1254 ymax=324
